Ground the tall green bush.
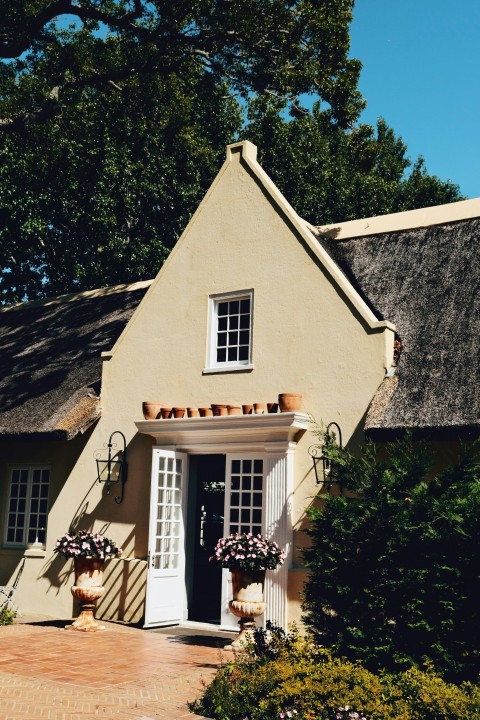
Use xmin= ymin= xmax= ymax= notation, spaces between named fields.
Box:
xmin=302 ymin=432 xmax=480 ymax=681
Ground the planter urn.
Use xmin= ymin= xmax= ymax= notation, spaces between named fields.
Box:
xmin=228 ymin=569 xmax=266 ymax=649
xmin=67 ymin=557 xmax=105 ymax=632
xmin=142 ymin=401 xmax=162 ymax=420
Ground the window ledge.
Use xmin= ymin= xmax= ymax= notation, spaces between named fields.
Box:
xmin=202 ymin=364 xmax=254 ymax=375
xmin=24 ymin=547 xmax=46 ymax=558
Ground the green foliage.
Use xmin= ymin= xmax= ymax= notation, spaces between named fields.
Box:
xmin=0 ymin=605 xmax=17 ymax=625
xmin=302 ymin=432 xmax=480 ymax=681
xmin=0 ymin=2 xmax=463 ymax=303
xmin=191 ymin=623 xmax=480 ymax=720
xmin=244 ymin=99 xmax=462 ymax=225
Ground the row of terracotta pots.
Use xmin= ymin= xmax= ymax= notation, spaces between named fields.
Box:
xmin=142 ymin=393 xmax=302 ymax=420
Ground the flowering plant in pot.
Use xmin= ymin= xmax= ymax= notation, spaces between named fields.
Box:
xmin=211 ymin=532 xmax=286 ymax=648
xmin=54 ymin=530 xmax=123 ymax=559
xmin=54 ymin=531 xmax=122 ymax=632
xmin=210 ymin=532 xmax=286 ymax=571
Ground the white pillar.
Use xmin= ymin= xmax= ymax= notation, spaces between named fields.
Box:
xmin=263 ymin=441 xmax=295 ymax=629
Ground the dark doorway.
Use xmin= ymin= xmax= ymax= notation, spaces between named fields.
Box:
xmin=187 ymin=454 xmax=226 ymax=623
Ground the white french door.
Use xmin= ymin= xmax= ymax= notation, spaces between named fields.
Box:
xmin=144 ymin=449 xmax=188 ymax=628
xmin=220 ymin=453 xmax=265 ymax=628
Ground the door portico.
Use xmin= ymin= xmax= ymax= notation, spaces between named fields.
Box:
xmin=136 ymin=412 xmax=309 ymax=629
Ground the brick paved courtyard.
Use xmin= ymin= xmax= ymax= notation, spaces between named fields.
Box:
xmin=0 ymin=619 xmax=233 ymax=720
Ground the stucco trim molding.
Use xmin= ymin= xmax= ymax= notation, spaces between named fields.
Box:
xmin=135 ymin=411 xmax=310 ymax=450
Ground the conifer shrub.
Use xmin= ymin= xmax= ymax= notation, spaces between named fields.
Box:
xmin=302 ymin=432 xmax=480 ymax=682
xmin=191 ymin=623 xmax=480 ymax=720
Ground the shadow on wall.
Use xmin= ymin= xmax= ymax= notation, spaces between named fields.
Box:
xmin=97 ymin=552 xmax=147 ymax=624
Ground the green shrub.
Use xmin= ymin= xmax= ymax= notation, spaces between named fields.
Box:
xmin=191 ymin=624 xmax=480 ymax=720
xmin=302 ymin=433 xmax=480 ymax=681
xmin=0 ymin=605 xmax=16 ymax=625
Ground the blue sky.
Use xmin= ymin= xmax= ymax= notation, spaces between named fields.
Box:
xmin=349 ymin=1 xmax=480 ymax=198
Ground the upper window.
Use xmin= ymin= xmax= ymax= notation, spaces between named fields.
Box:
xmin=4 ymin=467 xmax=50 ymax=547
xmin=206 ymin=291 xmax=253 ymax=372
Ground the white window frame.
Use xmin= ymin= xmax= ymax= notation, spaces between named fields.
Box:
xmin=3 ymin=466 xmax=50 ymax=548
xmin=204 ymin=289 xmax=254 ymax=373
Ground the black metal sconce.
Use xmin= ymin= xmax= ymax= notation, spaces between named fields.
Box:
xmin=308 ymin=421 xmax=343 ymax=493
xmin=95 ymin=431 xmax=128 ymax=504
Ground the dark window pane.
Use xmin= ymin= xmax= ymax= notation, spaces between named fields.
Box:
xmin=253 ymin=477 xmax=263 ymax=490
xmin=39 ymin=500 xmax=48 ymax=513
xmin=38 ymin=514 xmax=47 ymax=526
xmin=254 ymin=460 xmax=263 ymax=473
xmin=230 ymin=524 xmax=239 ymax=533
xmin=27 ymin=528 xmax=36 ymax=543
xmin=217 ymin=348 xmax=226 ymax=362
xmin=217 ymin=332 xmax=227 ymax=347
xmin=252 ymin=524 xmax=262 ymax=535
xmin=41 ymin=485 xmax=49 ymax=498
xmin=228 ymin=347 xmax=237 ymax=361
xmin=15 ymin=529 xmax=23 ymax=542
xmin=229 ymin=300 xmax=239 ymax=314
xmin=241 ymin=492 xmax=251 ymax=506
xmin=8 ymin=514 xmax=16 ymax=526
xmin=30 ymin=499 xmax=39 ymax=513
xmin=231 ymin=476 xmax=240 ymax=490
xmin=218 ymin=302 xmax=228 ymax=316
xmin=17 ymin=514 xmax=25 ymax=526
xmin=32 ymin=484 xmax=40 ymax=496
xmin=252 ymin=509 xmax=262 ymax=524
xmin=240 ymin=314 xmax=250 ymax=329
xmin=231 ymin=492 xmax=239 ymax=506
xmin=230 ymin=315 xmax=239 ymax=329
xmin=228 ymin=331 xmax=239 ymax=345
xmin=253 ymin=493 xmax=262 ymax=506
xmin=230 ymin=508 xmax=239 ymax=522
xmin=241 ymin=525 xmax=250 ymax=533
xmin=232 ymin=460 xmax=241 ymax=473
xmin=239 ymin=330 xmax=250 ymax=345
xmin=7 ymin=529 xmax=15 ymax=542
xmin=240 ymin=299 xmax=250 ymax=313
xmin=242 ymin=476 xmax=251 ymax=490
xmin=241 ymin=508 xmax=250 ymax=522
xmin=238 ymin=346 xmax=249 ymax=361
xmin=243 ymin=460 xmax=252 ymax=473
xmin=218 ymin=316 xmax=228 ymax=331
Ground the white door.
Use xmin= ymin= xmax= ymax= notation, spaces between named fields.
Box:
xmin=220 ymin=454 xmax=265 ymax=629
xmin=144 ymin=449 xmax=188 ymax=628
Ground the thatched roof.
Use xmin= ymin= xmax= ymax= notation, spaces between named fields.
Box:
xmin=316 ymin=216 xmax=480 ymax=438
xmin=0 ymin=282 xmax=151 ymax=440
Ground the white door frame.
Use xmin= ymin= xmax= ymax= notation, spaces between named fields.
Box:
xmin=137 ymin=412 xmax=310 ymax=629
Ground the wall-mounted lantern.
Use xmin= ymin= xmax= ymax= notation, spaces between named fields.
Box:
xmin=95 ymin=431 xmax=128 ymax=504
xmin=308 ymin=421 xmax=343 ymax=493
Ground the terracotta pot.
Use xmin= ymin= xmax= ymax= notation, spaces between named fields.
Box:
xmin=278 ymin=393 xmax=302 ymax=412
xmin=212 ymin=404 xmax=228 ymax=416
xmin=227 ymin=405 xmax=242 ymax=415
xmin=198 ymin=407 xmax=213 ymax=417
xmin=242 ymin=404 xmax=253 ymax=415
xmin=187 ymin=408 xmax=199 ymax=417
xmin=267 ymin=402 xmax=279 ymax=414
xmin=254 ymin=403 xmax=265 ymax=414
xmin=172 ymin=407 xmax=186 ymax=418
xmin=142 ymin=402 xmax=162 ymax=420
xmin=160 ymin=407 xmax=172 ymax=419
xmin=228 ymin=568 xmax=267 ymax=649
xmin=68 ymin=557 xmax=105 ymax=632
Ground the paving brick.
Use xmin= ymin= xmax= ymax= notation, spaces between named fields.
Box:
xmin=0 ymin=620 xmax=233 ymax=720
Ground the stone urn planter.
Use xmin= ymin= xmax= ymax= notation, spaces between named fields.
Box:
xmin=210 ymin=531 xmax=286 ymax=650
xmin=53 ymin=530 xmax=123 ymax=633
xmin=68 ymin=556 xmax=105 ymax=632
xmin=228 ymin=569 xmax=266 ymax=648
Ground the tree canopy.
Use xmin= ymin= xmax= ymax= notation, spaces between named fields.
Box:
xmin=0 ymin=1 xmax=463 ymax=304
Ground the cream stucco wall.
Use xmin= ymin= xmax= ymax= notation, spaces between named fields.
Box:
xmin=1 ymin=142 xmax=393 ymax=625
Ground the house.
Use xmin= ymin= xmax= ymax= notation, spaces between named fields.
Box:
xmin=0 ymin=141 xmax=478 ymax=628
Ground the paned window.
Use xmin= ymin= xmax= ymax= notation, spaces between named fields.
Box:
xmin=154 ymin=456 xmax=182 ymax=570
xmin=228 ymin=458 xmax=263 ymax=535
xmin=5 ymin=467 xmax=50 ymax=546
xmin=207 ymin=291 xmax=253 ymax=370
